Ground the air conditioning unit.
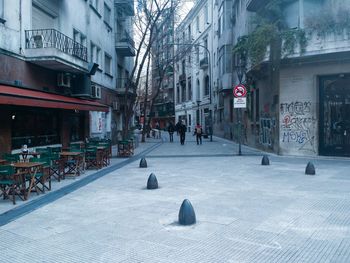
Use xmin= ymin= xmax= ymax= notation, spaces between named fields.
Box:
xmin=91 ymin=85 xmax=101 ymax=99
xmin=57 ymin=73 xmax=71 ymax=88
xmin=112 ymin=101 xmax=120 ymax=111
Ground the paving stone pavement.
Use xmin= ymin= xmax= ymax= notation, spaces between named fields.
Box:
xmin=1 ymin=134 xmax=350 ymax=262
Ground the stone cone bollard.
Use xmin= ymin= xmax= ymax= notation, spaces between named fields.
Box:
xmin=178 ymin=199 xmax=196 ymax=225
xmin=261 ymin=155 xmax=270 ymax=166
xmin=305 ymin=162 xmax=316 ymax=175
xmin=147 ymin=173 xmax=158 ymax=189
xmin=139 ymin=158 xmax=147 ymax=168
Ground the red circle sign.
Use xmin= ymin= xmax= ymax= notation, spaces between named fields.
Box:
xmin=233 ymin=84 xmax=247 ymax=98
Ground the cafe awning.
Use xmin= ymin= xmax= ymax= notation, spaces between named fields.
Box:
xmin=0 ymin=85 xmax=109 ymax=112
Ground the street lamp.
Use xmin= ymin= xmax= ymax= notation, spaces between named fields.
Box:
xmin=236 ymin=60 xmax=246 ymax=156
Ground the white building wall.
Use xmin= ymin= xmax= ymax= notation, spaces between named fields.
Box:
xmin=174 ymin=0 xmax=214 ymax=132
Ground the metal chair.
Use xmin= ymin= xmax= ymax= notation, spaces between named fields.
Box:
xmin=0 ymin=165 xmax=25 ymax=204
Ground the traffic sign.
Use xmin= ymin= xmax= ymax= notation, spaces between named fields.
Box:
xmin=234 ymin=97 xmax=247 ymax=108
xmin=233 ymin=84 xmax=247 ymax=98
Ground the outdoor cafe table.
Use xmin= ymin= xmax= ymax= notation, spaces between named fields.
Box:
xmin=11 ymin=162 xmax=45 ymax=200
xmin=60 ymin=152 xmax=83 ymax=178
xmin=0 ymin=159 xmax=7 ymax=165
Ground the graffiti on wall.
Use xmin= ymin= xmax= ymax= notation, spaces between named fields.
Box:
xmin=280 ymin=101 xmax=316 ymax=153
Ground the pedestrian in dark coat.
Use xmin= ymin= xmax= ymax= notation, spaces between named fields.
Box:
xmin=194 ymin=123 xmax=203 ymax=145
xmin=179 ymin=120 xmax=187 ymax=145
xmin=175 ymin=120 xmax=181 ymax=136
xmin=168 ymin=122 xmax=175 ymax=142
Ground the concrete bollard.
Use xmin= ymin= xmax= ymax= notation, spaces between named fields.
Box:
xmin=147 ymin=173 xmax=158 ymax=189
xmin=178 ymin=199 xmax=196 ymax=225
xmin=305 ymin=162 xmax=316 ymax=175
xmin=261 ymin=155 xmax=270 ymax=166
xmin=139 ymin=158 xmax=147 ymax=168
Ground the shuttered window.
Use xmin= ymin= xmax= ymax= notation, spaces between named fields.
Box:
xmin=32 ymin=5 xmax=56 ymax=29
xmin=0 ymin=0 xmax=4 ymax=21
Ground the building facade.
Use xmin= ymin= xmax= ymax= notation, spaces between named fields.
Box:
xmin=150 ymin=7 xmax=175 ymax=130
xmin=174 ymin=0 xmax=213 ymax=134
xmin=0 ymin=0 xmax=134 ymax=155
xmin=175 ymin=0 xmax=350 ymax=157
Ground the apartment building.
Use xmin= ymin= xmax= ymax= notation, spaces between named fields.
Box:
xmin=150 ymin=7 xmax=175 ymax=129
xmin=174 ymin=0 xmax=213 ymax=134
xmin=237 ymin=0 xmax=350 ymax=157
xmin=0 ymin=0 xmax=134 ymax=154
xmin=175 ymin=0 xmax=350 ymax=156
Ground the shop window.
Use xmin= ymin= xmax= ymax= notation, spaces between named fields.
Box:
xmin=11 ymin=108 xmax=60 ymax=149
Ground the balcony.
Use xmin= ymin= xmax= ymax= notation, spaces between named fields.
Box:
xmin=200 ymin=57 xmax=209 ymax=69
xmin=115 ymin=31 xmax=135 ymax=57
xmin=277 ymin=29 xmax=350 ymax=67
xmin=246 ymin=0 xmax=269 ymax=12
xmin=25 ymin=29 xmax=88 ymax=73
xmin=115 ymin=0 xmax=134 ymax=16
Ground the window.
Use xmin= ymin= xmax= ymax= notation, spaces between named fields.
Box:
xmin=196 ymin=16 xmax=200 ymax=32
xmin=73 ymin=29 xmax=86 ymax=46
xmin=104 ymin=3 xmax=111 ymax=26
xmin=188 ymin=25 xmax=191 ymax=41
xmin=196 ymin=79 xmax=200 ymax=100
xmin=188 ymin=77 xmax=192 ymax=100
xmin=11 ymin=108 xmax=60 ymax=149
xmin=104 ymin=53 xmax=112 ymax=75
xmin=204 ymin=75 xmax=209 ymax=96
xmin=182 ymin=60 xmax=185 ymax=74
xmin=0 ymin=0 xmax=4 ymax=23
xmin=218 ymin=16 xmax=222 ymax=38
xmin=204 ymin=4 xmax=208 ymax=24
xmin=203 ymin=37 xmax=208 ymax=58
xmin=196 ymin=46 xmax=199 ymax=64
xmin=90 ymin=42 xmax=101 ymax=65
xmin=181 ymin=82 xmax=186 ymax=102
xmin=176 ymin=84 xmax=180 ymax=104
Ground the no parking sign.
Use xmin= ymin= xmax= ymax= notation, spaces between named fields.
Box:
xmin=233 ymin=84 xmax=247 ymax=108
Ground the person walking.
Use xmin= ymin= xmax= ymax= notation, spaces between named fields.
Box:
xmin=175 ymin=120 xmax=181 ymax=136
xmin=194 ymin=123 xmax=203 ymax=145
xmin=155 ymin=122 xmax=161 ymax=139
xmin=168 ymin=122 xmax=175 ymax=142
xmin=179 ymin=120 xmax=187 ymax=145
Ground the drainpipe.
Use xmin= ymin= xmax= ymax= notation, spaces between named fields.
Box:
xmin=19 ymin=0 xmax=23 ymax=54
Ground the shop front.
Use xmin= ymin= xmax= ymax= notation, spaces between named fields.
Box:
xmin=0 ymin=85 xmax=108 ymax=155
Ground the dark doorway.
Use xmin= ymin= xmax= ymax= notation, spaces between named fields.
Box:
xmin=319 ymin=74 xmax=350 ymax=156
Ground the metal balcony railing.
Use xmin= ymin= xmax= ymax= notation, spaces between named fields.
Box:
xmin=25 ymin=29 xmax=88 ymax=61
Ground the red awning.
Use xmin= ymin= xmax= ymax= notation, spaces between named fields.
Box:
xmin=0 ymin=85 xmax=108 ymax=112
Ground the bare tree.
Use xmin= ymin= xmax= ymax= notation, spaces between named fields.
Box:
xmin=121 ymin=0 xmax=181 ymax=140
